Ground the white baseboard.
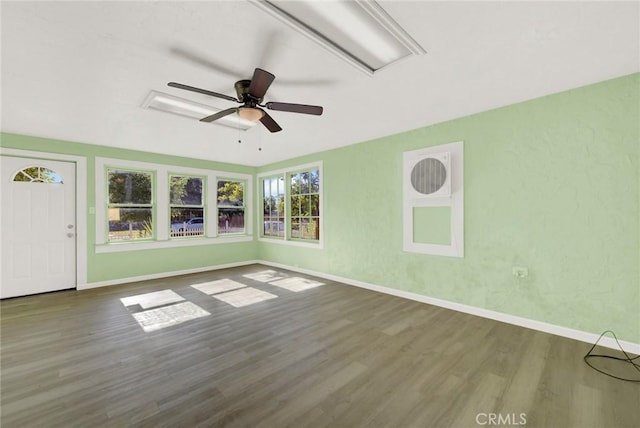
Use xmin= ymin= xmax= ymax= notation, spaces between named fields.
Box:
xmin=258 ymin=260 xmax=640 ymax=354
xmin=78 ymin=260 xmax=259 ymax=290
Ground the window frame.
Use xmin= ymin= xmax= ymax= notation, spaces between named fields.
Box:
xmin=261 ymin=174 xmax=286 ymax=239
xmin=169 ymin=173 xmax=207 ymax=239
xmin=257 ymin=161 xmax=323 ymax=249
xmin=288 ymin=167 xmax=321 ymax=242
xmin=216 ymin=177 xmax=247 ymax=236
xmin=95 ymin=157 xmax=252 ymax=253
xmin=105 ymin=167 xmax=156 ymax=242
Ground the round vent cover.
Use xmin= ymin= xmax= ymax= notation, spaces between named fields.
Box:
xmin=410 ymin=157 xmax=447 ymax=195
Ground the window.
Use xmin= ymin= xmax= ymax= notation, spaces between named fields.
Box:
xmin=262 ymin=176 xmax=285 ymax=237
xmin=95 ymin=157 xmax=252 ymax=252
xmin=217 ymin=179 xmax=245 ymax=235
xmin=13 ymin=166 xmax=63 ymax=183
xmin=107 ymin=169 xmax=154 ymax=242
xmin=259 ymin=162 xmax=322 ymax=247
xmin=290 ymin=169 xmax=320 ymax=241
xmin=170 ymin=175 xmax=205 ymax=238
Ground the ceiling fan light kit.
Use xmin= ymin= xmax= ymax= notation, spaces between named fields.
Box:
xmin=238 ymin=107 xmax=265 ymax=122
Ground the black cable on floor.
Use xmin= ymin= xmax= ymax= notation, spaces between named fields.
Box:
xmin=583 ymin=330 xmax=640 ymax=382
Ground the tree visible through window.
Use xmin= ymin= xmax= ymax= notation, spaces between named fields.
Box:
xmin=170 ymin=175 xmax=204 ymax=238
xmin=290 ymin=169 xmax=320 ymax=241
xmin=107 ymin=169 xmax=153 ymax=241
xmin=217 ymin=180 xmax=245 ymax=235
xmin=13 ymin=166 xmax=63 ymax=183
xmin=260 ymin=165 xmax=321 ymax=243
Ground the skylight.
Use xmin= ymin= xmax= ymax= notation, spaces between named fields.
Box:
xmin=250 ymin=0 xmax=425 ymax=74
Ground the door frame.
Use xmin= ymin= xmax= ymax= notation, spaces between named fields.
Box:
xmin=0 ymin=148 xmax=88 ymax=288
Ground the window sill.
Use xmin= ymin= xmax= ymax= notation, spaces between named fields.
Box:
xmin=257 ymin=237 xmax=323 ymax=249
xmin=96 ymin=235 xmax=254 ymax=253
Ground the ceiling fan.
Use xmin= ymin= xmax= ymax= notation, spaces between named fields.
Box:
xmin=168 ymin=68 xmax=323 ymax=133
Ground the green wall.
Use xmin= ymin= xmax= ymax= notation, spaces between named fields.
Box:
xmin=2 ymin=73 xmax=638 ymax=343
xmin=258 ymin=73 xmax=640 ymax=343
xmin=0 ymin=133 xmax=258 ymax=283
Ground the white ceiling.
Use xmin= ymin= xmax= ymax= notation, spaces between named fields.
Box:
xmin=2 ymin=1 xmax=638 ymax=166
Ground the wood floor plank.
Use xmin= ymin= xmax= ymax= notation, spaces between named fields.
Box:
xmin=2 ymin=264 xmax=638 ymax=427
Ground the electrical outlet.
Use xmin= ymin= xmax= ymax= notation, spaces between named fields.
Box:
xmin=512 ymin=266 xmax=528 ymax=278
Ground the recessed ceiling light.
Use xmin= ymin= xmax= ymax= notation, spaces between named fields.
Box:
xmin=250 ymin=0 xmax=425 ymax=75
xmin=141 ymin=90 xmax=255 ymax=130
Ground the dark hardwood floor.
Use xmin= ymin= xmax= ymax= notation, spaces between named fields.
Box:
xmin=1 ymin=264 xmax=638 ymax=427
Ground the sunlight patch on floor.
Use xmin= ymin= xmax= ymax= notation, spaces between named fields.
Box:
xmin=242 ymin=270 xmax=286 ymax=283
xmin=212 ymin=287 xmax=278 ymax=308
xmin=269 ymin=277 xmax=324 ymax=292
xmin=131 ymin=301 xmax=210 ymax=332
xmin=120 ymin=289 xmax=185 ymax=309
xmin=191 ymin=279 xmax=246 ymax=295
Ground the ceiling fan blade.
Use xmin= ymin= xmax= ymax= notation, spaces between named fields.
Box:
xmin=170 ymin=46 xmax=243 ymax=78
xmin=200 ymin=108 xmax=238 ymax=123
xmin=265 ymin=102 xmax=323 ymax=116
xmin=260 ymin=111 xmax=282 ymax=133
xmin=248 ymin=68 xmax=275 ymax=100
xmin=168 ymin=82 xmax=238 ymax=103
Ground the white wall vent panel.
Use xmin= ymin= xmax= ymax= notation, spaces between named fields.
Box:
xmin=408 ymin=152 xmax=451 ymax=199
xmin=403 ymin=142 xmax=463 ymax=257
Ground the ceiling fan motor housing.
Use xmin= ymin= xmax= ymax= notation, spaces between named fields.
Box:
xmin=235 ymin=80 xmax=262 ymax=104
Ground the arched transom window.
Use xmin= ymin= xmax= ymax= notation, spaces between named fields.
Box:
xmin=12 ymin=166 xmax=63 ymax=184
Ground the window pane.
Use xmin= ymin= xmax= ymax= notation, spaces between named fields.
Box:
xmin=108 ymin=208 xmax=152 ymax=241
xmin=300 ymin=171 xmax=310 ymax=193
xmin=291 ymin=195 xmax=300 ymax=217
xmin=264 ymin=219 xmax=284 ymax=237
xmin=300 ymin=195 xmax=310 ymax=216
xmin=310 ymin=169 xmax=320 ymax=192
xmin=290 ymin=222 xmax=300 ymax=239
xmin=218 ymin=208 xmax=244 ymax=234
xmin=263 ymin=218 xmax=273 ymax=236
xmin=170 ymin=208 xmax=205 ymax=237
xmin=270 ymin=178 xmax=278 ymax=197
xmin=291 ymin=173 xmax=301 ymax=195
xmin=218 ymin=180 xmax=244 ymax=207
xmin=13 ymin=171 xmax=31 ymax=182
xmin=277 ymin=195 xmax=285 ymax=217
xmin=278 ymin=176 xmax=285 ymax=197
xmin=170 ymin=176 xmax=203 ymax=205
xmin=263 ymin=197 xmax=271 ymax=216
xmin=301 ymin=218 xmax=319 ymax=240
xmin=263 ymin=180 xmax=271 ymax=197
xmin=108 ymin=170 xmax=152 ymax=204
xmin=310 ymin=194 xmax=320 ymax=216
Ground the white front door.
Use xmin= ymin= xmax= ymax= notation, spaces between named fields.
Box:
xmin=1 ymin=156 xmax=76 ymax=298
